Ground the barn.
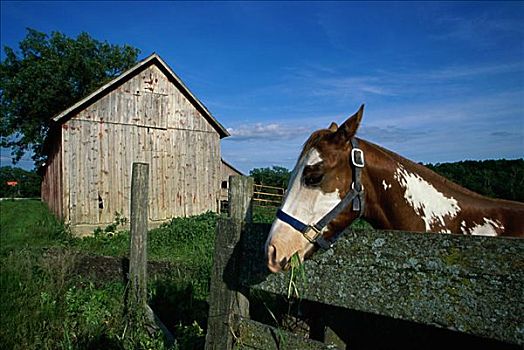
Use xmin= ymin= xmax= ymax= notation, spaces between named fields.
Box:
xmin=41 ymin=53 xmax=232 ymax=234
xmin=219 ymin=159 xmax=244 ymax=211
xmin=220 ymin=159 xmax=244 ymax=195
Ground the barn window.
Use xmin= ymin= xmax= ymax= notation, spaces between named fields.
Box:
xmin=221 ymin=181 xmax=228 ymax=189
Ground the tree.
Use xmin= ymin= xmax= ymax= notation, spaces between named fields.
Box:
xmin=249 ymin=166 xmax=291 ymax=189
xmin=425 ymin=159 xmax=524 ymax=202
xmin=0 ymin=166 xmax=41 ymax=197
xmin=1 ymin=28 xmax=140 ymax=168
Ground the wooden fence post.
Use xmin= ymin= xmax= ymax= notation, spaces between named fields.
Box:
xmin=205 ymin=176 xmax=254 ymax=350
xmin=228 ymin=175 xmax=254 ymax=224
xmin=129 ymin=162 xmax=149 ymax=309
xmin=128 ymin=162 xmax=175 ymax=346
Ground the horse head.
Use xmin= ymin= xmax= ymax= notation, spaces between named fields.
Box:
xmin=265 ymin=105 xmax=366 ymax=272
xmin=265 ymin=104 xmax=524 ymax=273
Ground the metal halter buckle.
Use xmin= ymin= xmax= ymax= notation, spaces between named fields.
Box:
xmin=351 ymin=181 xmax=365 ymax=192
xmin=351 ymin=148 xmax=365 ymax=168
xmin=303 ymin=225 xmax=322 ymax=243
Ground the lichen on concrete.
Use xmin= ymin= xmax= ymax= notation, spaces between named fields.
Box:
xmin=241 ymin=226 xmax=524 ymax=345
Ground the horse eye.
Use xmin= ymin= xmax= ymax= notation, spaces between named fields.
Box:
xmin=305 ymin=173 xmax=324 ymax=187
xmin=303 ymin=165 xmax=324 ymax=187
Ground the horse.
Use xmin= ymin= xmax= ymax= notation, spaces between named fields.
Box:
xmin=265 ymin=105 xmax=524 ymax=273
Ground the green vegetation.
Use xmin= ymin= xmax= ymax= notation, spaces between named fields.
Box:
xmin=1 ymin=157 xmax=521 ymax=348
xmin=249 ymin=166 xmax=291 ymax=189
xmin=425 ymin=159 xmax=524 ymax=202
xmin=252 ymin=205 xmax=278 ymax=224
xmin=250 ymin=159 xmax=524 ymax=202
xmin=1 ymin=28 xmax=140 ymax=167
xmin=0 ymin=166 xmax=41 ymax=197
xmin=0 ymin=200 xmax=215 ymax=349
xmin=2 ymin=158 xmax=522 ymax=201
xmin=0 ymin=199 xmax=69 ymax=254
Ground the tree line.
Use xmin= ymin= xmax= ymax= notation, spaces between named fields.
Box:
xmin=0 ymin=166 xmax=41 ymax=198
xmin=250 ymin=159 xmax=524 ymax=202
xmin=425 ymin=159 xmax=524 ymax=203
xmin=2 ymin=159 xmax=522 ymax=201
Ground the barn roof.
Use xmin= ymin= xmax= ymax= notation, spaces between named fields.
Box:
xmin=52 ymin=53 xmax=230 ymax=138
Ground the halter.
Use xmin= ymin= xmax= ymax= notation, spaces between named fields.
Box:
xmin=276 ymin=138 xmax=365 ymax=250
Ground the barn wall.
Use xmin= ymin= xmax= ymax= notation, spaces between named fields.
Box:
xmin=221 ymin=162 xmax=242 ymax=180
xmin=61 ymin=64 xmax=221 ymax=228
xmin=219 ymin=161 xmax=243 ymax=201
xmin=41 ymin=133 xmax=63 ymax=219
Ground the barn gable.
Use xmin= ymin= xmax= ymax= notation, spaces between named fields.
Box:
xmin=53 ymin=53 xmax=229 ymax=138
xmin=42 ymin=54 xmax=231 ymax=234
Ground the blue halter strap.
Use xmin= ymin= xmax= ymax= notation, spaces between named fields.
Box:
xmin=276 ymin=138 xmax=365 ymax=250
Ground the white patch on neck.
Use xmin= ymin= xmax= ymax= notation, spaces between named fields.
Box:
xmin=382 ymin=180 xmax=392 ymax=191
xmin=279 ymin=148 xmax=341 ymax=229
xmin=469 ymin=218 xmax=503 ymax=236
xmin=460 ymin=220 xmax=468 ymax=235
xmin=393 ymin=164 xmax=461 ymax=231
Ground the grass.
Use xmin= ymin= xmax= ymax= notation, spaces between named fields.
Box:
xmin=71 ymin=211 xmax=217 ymax=301
xmin=0 ymin=200 xmax=216 ymax=349
xmin=0 ymin=199 xmax=70 ymax=255
xmin=252 ymin=205 xmax=278 ymax=224
xmin=0 ymin=199 xmax=373 ymax=349
xmin=1 ymin=249 xmax=130 ymax=349
xmin=351 ymin=218 xmax=373 ymax=229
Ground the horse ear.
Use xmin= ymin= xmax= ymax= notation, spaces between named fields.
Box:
xmin=337 ymin=104 xmax=364 ymax=141
xmin=328 ymin=122 xmax=338 ymax=132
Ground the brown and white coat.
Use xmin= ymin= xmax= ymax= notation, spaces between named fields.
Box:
xmin=266 ymin=106 xmax=524 ymax=272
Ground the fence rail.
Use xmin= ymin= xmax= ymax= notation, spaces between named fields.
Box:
xmin=252 ymin=183 xmax=284 ymax=207
xmin=205 ymin=176 xmax=524 ymax=349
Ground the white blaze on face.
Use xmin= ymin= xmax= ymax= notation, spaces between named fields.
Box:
xmin=393 ymin=164 xmax=461 ymax=231
xmin=281 ymin=148 xmax=341 ymax=228
xmin=469 ymin=218 xmax=503 ymax=236
xmin=266 ymin=148 xmax=341 ymax=249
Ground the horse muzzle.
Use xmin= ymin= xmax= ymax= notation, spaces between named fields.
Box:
xmin=266 ymin=243 xmax=289 ymax=273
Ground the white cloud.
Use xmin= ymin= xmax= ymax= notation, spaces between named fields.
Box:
xmin=312 ymin=76 xmax=398 ymax=97
xmin=221 ymin=88 xmax=523 ymax=173
xmin=432 ymin=14 xmax=524 ymax=47
xmin=294 ymin=61 xmax=524 ymax=102
xmin=226 ymin=122 xmax=311 ymax=141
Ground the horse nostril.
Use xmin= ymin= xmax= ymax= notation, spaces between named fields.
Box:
xmin=267 ymin=244 xmax=277 ymax=263
xmin=267 ymin=244 xmax=283 ymax=272
xmin=267 ymin=244 xmax=293 ymax=272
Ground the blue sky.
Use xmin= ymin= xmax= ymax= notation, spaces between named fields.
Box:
xmin=1 ymin=1 xmax=523 ymax=173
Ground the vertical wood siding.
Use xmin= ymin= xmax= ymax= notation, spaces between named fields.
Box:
xmin=58 ymin=64 xmax=221 ymax=227
xmin=41 ymin=132 xmax=63 ymax=219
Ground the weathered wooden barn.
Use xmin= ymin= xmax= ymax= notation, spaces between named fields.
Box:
xmin=41 ymin=53 xmax=231 ymax=234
